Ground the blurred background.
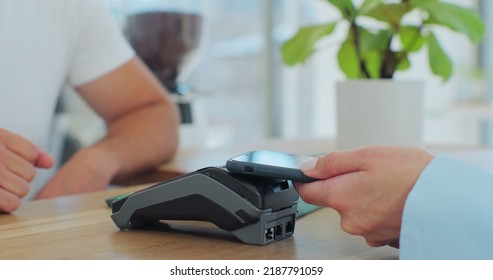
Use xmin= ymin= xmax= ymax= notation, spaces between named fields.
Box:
xmin=57 ymin=0 xmax=493 ymax=162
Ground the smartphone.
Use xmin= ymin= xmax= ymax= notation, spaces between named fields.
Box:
xmin=225 ymin=150 xmax=317 ymax=182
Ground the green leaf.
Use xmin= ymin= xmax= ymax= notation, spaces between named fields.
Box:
xmin=396 ymin=54 xmax=411 ymax=71
xmin=399 ymin=26 xmax=424 ymax=53
xmin=337 ymin=39 xmax=361 ymax=79
xmin=409 ymin=0 xmax=439 ymax=6
xmin=327 ymin=0 xmax=356 ymax=19
xmin=417 ymin=2 xmax=484 ymax=43
xmin=427 ymin=32 xmax=452 ymax=81
xmin=359 ymin=28 xmax=391 ymax=78
xmin=281 ymin=23 xmax=337 ymax=65
xmin=364 ymin=51 xmax=383 ymax=78
xmin=361 ymin=3 xmax=411 ymax=27
xmin=359 ymin=0 xmax=385 ymax=15
xmin=359 ymin=28 xmax=391 ymax=53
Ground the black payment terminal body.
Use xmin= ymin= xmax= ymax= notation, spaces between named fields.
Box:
xmin=111 ymin=167 xmax=299 ymax=245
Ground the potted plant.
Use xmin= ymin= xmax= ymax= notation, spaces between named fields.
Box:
xmin=281 ymin=0 xmax=485 ymax=149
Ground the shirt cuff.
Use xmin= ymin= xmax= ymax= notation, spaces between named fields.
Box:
xmin=400 ymin=155 xmax=493 ymax=259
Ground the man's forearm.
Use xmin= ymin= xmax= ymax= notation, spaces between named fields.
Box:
xmin=90 ymin=98 xmax=180 ymax=182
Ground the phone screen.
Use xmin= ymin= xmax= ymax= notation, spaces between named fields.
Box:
xmin=232 ymin=150 xmax=311 ymax=169
xmin=226 ymin=150 xmax=316 ymax=182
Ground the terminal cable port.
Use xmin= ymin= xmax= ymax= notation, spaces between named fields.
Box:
xmin=265 ymin=227 xmax=275 ymax=242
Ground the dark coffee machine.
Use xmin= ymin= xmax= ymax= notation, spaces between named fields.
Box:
xmin=126 ymin=11 xmax=202 ymax=124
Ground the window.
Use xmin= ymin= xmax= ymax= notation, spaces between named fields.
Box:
xmin=100 ymin=0 xmax=483 ymax=148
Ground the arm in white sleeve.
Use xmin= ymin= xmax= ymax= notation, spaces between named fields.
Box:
xmin=69 ymin=0 xmax=135 ymax=86
xmin=400 ymin=156 xmax=493 ymax=259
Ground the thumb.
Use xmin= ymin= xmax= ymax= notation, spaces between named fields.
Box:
xmin=300 ymin=150 xmax=364 ymax=179
xmin=35 ymin=149 xmax=56 ymax=168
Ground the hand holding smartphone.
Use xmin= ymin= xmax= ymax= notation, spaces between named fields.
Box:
xmin=226 ymin=150 xmax=317 ymax=182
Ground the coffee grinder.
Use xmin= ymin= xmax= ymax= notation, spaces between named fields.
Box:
xmin=125 ymin=11 xmax=204 ymax=139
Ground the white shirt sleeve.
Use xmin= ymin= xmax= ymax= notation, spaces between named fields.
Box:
xmin=400 ymin=156 xmax=493 ymax=259
xmin=68 ymin=0 xmax=135 ymax=86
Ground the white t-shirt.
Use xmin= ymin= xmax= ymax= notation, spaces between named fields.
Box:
xmin=0 ymin=0 xmax=135 ymax=198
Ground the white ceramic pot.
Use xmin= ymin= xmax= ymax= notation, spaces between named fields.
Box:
xmin=336 ymin=80 xmax=424 ymax=150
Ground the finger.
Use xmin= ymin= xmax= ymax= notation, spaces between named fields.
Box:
xmin=360 ymin=226 xmax=402 ymax=248
xmin=294 ymin=171 xmax=365 ymax=209
xmin=366 ymin=240 xmax=389 ymax=247
xmin=0 ymin=187 xmax=22 ymax=213
xmin=301 ymin=149 xmax=369 ymax=179
xmin=35 ymin=149 xmax=55 ymax=168
xmin=0 ymin=149 xmax=36 ymax=181
xmin=366 ymin=237 xmax=400 ymax=248
xmin=0 ymin=165 xmax=30 ymax=197
xmin=293 ymin=181 xmax=332 ymax=206
xmin=1 ymin=131 xmax=39 ymax=164
xmin=1 ymin=145 xmax=53 ymax=179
